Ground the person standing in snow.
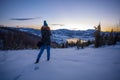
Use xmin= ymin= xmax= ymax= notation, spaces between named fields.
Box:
xmin=35 ymin=20 xmax=51 ymax=63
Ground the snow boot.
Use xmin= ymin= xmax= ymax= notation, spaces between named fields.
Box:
xmin=35 ymin=59 xmax=39 ymax=64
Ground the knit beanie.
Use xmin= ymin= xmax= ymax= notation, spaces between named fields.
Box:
xmin=43 ymin=20 xmax=48 ymax=26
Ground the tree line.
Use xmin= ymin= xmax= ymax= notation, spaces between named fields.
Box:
xmin=94 ymin=24 xmax=120 ymax=48
xmin=0 ymin=26 xmax=40 ymax=50
xmin=0 ymin=25 xmax=120 ymax=50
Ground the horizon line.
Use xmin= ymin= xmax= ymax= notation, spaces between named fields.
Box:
xmin=0 ymin=25 xmax=120 ymax=32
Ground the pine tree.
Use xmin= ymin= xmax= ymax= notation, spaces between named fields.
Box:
xmin=108 ymin=29 xmax=114 ymax=45
xmin=94 ymin=23 xmax=101 ymax=48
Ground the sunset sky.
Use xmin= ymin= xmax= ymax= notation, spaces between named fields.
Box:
xmin=0 ymin=0 xmax=120 ymax=31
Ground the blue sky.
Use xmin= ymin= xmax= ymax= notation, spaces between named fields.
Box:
xmin=0 ymin=0 xmax=120 ymax=30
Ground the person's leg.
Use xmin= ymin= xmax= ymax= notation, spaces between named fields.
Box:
xmin=35 ymin=46 xmax=45 ymax=63
xmin=46 ymin=46 xmax=50 ymax=61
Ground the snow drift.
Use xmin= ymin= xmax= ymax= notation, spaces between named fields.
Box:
xmin=0 ymin=45 xmax=120 ymax=80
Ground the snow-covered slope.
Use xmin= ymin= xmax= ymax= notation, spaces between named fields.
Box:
xmin=18 ymin=28 xmax=41 ymax=36
xmin=0 ymin=44 xmax=120 ymax=80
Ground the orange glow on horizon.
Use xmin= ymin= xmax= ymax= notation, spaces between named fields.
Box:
xmin=2 ymin=24 xmax=120 ymax=32
xmin=102 ymin=26 xmax=120 ymax=32
xmin=26 ymin=25 xmax=120 ymax=32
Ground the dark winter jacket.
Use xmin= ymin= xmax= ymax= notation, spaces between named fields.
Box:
xmin=41 ymin=26 xmax=51 ymax=45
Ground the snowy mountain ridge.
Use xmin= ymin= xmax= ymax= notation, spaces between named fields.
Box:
xmin=17 ymin=27 xmax=95 ymax=43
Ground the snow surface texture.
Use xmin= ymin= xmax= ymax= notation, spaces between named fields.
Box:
xmin=0 ymin=45 xmax=120 ymax=80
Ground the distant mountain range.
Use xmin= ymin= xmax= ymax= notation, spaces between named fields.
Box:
xmin=0 ymin=26 xmax=118 ymax=50
xmin=17 ymin=27 xmax=96 ymax=43
xmin=0 ymin=26 xmax=96 ymax=45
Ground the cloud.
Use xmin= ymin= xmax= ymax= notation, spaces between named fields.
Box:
xmin=10 ymin=17 xmax=41 ymax=21
xmin=50 ymin=24 xmax=64 ymax=26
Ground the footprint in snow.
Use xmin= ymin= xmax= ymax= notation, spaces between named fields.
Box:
xmin=34 ymin=66 xmax=39 ymax=70
xmin=14 ymin=74 xmax=22 ymax=80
